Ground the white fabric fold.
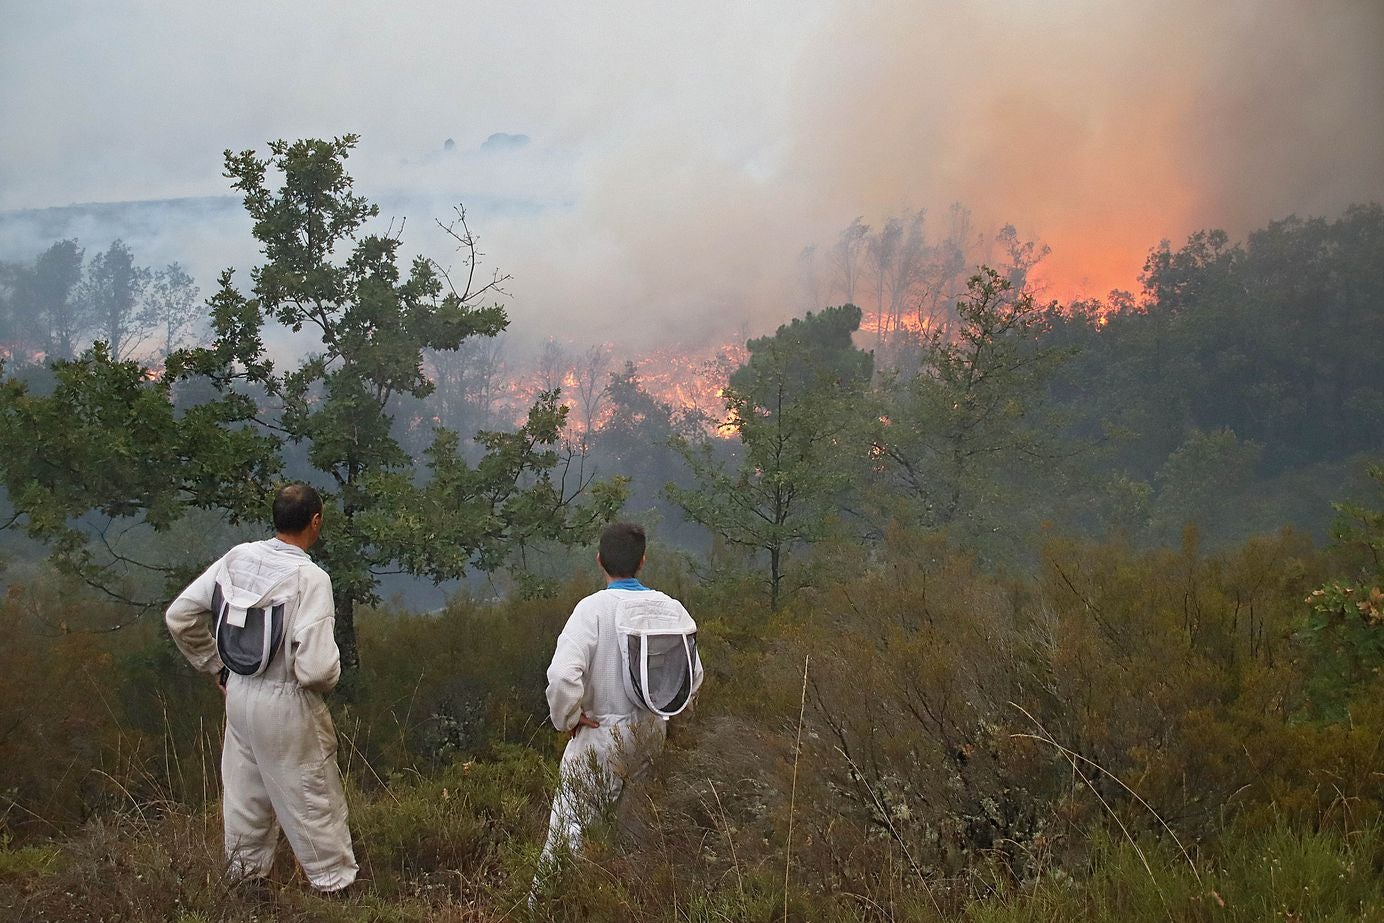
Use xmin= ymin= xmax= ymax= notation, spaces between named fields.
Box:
xmin=218 ymin=546 xmax=300 ymax=627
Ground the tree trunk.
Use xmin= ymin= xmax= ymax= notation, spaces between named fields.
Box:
xmin=769 ymin=544 xmax=782 ymax=611
xmin=334 ymin=589 xmax=359 ymax=697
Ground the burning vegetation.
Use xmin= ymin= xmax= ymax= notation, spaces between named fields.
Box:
xmin=1 ymin=133 xmax=1382 ymax=921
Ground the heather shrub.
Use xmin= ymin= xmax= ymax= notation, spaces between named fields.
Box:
xmin=0 ymin=836 xmax=62 ymax=879
xmin=967 ymin=821 xmax=1384 ymax=923
xmin=349 ymin=743 xmax=549 ymax=900
xmin=5 ymin=515 xmax=1384 ymax=920
xmin=614 ymin=522 xmax=1377 ymax=913
xmin=350 ymin=588 xmax=581 ymax=772
xmin=1038 ymin=526 xmax=1358 ymax=833
xmin=0 ymin=571 xmax=224 ymax=836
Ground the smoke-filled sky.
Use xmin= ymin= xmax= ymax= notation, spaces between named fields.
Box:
xmin=2 ymin=0 xmax=1381 ymax=347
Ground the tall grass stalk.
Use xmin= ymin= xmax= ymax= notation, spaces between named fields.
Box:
xmin=833 ymin=744 xmax=943 ymax=917
xmin=1010 ymin=701 xmax=1201 ymax=882
xmin=1008 ymin=702 xmax=1177 ymax=921
xmin=341 ymin=718 xmax=400 ymax=805
xmin=707 ymin=780 xmax=745 ymax=904
xmin=784 ymin=653 xmax=808 ymax=923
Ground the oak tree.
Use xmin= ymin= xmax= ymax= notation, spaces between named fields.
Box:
xmin=1 ymin=136 xmax=621 ymax=676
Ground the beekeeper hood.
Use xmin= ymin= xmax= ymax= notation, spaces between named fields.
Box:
xmin=212 ymin=541 xmax=303 ymax=676
xmin=615 ymin=593 xmax=701 ymax=719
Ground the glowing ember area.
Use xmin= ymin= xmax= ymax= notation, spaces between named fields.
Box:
xmin=493 ymin=339 xmax=749 ymax=443
xmin=0 ymin=344 xmax=46 ymax=365
xmin=857 ymin=307 xmax=936 ymax=339
xmin=633 ymin=343 xmax=747 ymax=429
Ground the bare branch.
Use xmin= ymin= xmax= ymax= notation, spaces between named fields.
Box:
xmin=92 ymin=517 xmax=176 ymax=575
xmin=76 ymin=575 xmax=160 ymax=622
xmin=434 ymin=204 xmax=512 ymax=303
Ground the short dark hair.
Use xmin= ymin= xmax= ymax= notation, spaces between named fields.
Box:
xmin=598 ymin=522 xmax=646 ymax=578
xmin=273 ymin=483 xmax=323 ymax=534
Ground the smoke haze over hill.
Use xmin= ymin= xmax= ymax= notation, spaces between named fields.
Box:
xmin=2 ymin=0 xmax=1380 ymax=350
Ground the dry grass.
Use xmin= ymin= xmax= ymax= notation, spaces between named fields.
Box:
xmin=3 ymin=527 xmax=1383 ymax=920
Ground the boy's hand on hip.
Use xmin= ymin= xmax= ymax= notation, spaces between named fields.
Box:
xmin=569 ymin=713 xmax=599 ymax=738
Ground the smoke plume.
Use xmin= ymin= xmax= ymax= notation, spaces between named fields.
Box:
xmin=2 ymin=0 xmax=1380 ymax=352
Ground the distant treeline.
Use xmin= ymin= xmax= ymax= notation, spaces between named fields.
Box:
xmin=611 ymin=203 xmax=1384 ymax=593
xmin=1 ymin=204 xmax=1380 ymax=597
xmin=1045 ymin=204 xmax=1384 ymax=475
xmin=0 ymin=239 xmax=202 ymax=366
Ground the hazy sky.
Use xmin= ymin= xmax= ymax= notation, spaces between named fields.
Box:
xmin=3 ymin=0 xmax=1381 ymax=347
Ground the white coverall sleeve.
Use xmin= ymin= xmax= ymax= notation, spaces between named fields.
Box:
xmin=165 ymin=560 xmax=225 ymax=674
xmin=691 ymin=648 xmax=705 ymax=698
xmin=292 ymin=568 xmax=341 ymax=693
xmin=545 ymin=601 xmax=599 ymax=732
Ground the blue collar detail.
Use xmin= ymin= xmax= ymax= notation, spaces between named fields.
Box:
xmin=606 ymin=578 xmax=650 ymax=591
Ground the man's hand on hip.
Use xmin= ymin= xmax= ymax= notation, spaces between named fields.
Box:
xmin=569 ymin=713 xmax=599 ymax=739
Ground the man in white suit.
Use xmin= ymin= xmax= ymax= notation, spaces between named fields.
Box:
xmin=166 ymin=483 xmax=357 ymax=894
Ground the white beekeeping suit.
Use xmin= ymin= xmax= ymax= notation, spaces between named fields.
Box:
xmin=537 ymin=578 xmax=703 ymax=874
xmin=165 ymin=537 xmax=358 ymax=892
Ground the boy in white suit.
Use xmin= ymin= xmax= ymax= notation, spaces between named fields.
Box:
xmin=535 ymin=522 xmax=702 ymax=892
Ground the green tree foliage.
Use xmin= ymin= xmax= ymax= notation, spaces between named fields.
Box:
xmin=143 ymin=262 xmax=202 ymax=360
xmin=0 ymin=136 xmax=621 ymax=672
xmin=668 ymin=304 xmax=872 ymax=608
xmin=1 ymin=243 xmax=201 ymax=368
xmin=601 ymin=362 xmax=683 ymax=463
xmin=171 ymin=135 xmax=621 ymax=669
xmin=1237 ymin=205 xmax=1384 ymax=459
xmin=359 ymin=395 xmax=627 ymax=588
xmin=80 ymin=240 xmax=149 ymax=362
xmin=0 ymin=343 xmax=278 ymax=597
xmin=1044 ymin=204 xmax=1384 ymax=479
xmin=876 ymin=268 xmax=1069 ymax=539
xmin=729 ymin=301 xmax=873 ymax=401
xmin=0 ymin=239 xmax=85 ymax=362
xmin=589 ymin=361 xmax=700 ymax=519
xmin=1147 ymin=427 xmax=1262 ymax=544
xmin=1024 ymin=205 xmax=1384 ymax=547
xmin=1304 ymin=465 xmax=1384 ymax=716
